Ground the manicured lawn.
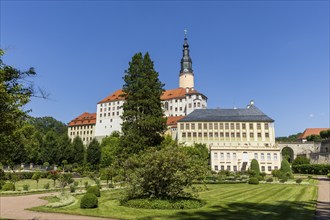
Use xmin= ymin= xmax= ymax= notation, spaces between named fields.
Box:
xmin=32 ymin=183 xmax=318 ymax=220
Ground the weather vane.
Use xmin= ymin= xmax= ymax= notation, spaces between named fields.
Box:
xmin=184 ymin=28 xmax=188 ymax=38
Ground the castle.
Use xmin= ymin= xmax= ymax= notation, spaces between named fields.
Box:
xmin=68 ymin=33 xmax=281 ymax=173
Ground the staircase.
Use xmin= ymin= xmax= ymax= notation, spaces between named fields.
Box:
xmin=241 ymin=162 xmax=248 ymax=171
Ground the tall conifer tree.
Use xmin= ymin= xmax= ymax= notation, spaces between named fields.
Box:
xmin=121 ymin=52 xmax=166 ymax=155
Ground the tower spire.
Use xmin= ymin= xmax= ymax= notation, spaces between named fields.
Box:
xmin=179 ymin=29 xmax=194 ymax=88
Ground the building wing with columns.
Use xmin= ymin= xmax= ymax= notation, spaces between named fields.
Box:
xmin=177 ymin=101 xmax=281 ymax=173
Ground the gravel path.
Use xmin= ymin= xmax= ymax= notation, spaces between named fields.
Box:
xmin=315 ymin=177 xmax=330 ymax=220
xmin=0 ymin=192 xmax=112 ymax=220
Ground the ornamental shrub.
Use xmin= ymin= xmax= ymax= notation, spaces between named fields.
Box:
xmin=280 ymin=159 xmax=292 ymax=175
xmin=80 ymin=193 xmax=98 ymax=209
xmin=266 ymin=177 xmax=273 ymax=182
xmin=295 ymin=178 xmax=303 ymax=184
xmin=327 ymin=173 xmax=330 ymax=179
xmin=44 ymin=183 xmax=50 ymax=189
xmin=2 ymin=182 xmax=15 ymax=191
xmin=87 ymin=185 xmax=100 ymax=197
xmin=257 ymin=176 xmax=264 ymax=181
xmin=23 ymin=184 xmax=30 ymax=191
xmin=292 ymin=156 xmax=310 ymax=166
xmin=122 ymin=198 xmax=205 ymax=210
xmin=250 ymin=159 xmax=260 ymax=176
xmin=248 ymin=177 xmax=259 ymax=185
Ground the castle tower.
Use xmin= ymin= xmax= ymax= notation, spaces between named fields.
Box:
xmin=179 ymin=30 xmax=194 ymax=88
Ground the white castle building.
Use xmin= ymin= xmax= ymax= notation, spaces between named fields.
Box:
xmin=68 ymin=35 xmax=208 ymax=141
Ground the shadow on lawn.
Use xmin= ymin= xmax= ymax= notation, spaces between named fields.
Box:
xmin=141 ymin=200 xmax=317 ymax=220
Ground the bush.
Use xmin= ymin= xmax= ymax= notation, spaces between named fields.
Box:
xmin=2 ymin=182 xmax=15 ymax=191
xmin=327 ymin=173 xmax=330 ymax=179
xmin=280 ymin=159 xmax=292 ymax=175
xmin=280 ymin=177 xmax=288 ymax=183
xmin=87 ymin=186 xmax=100 ymax=197
xmin=292 ymin=156 xmax=310 ymax=166
xmin=257 ymin=176 xmax=264 ymax=181
xmin=295 ymin=178 xmax=303 ymax=184
xmin=121 ymin=198 xmax=205 ymax=209
xmin=292 ymin=164 xmax=330 ymax=175
xmin=266 ymin=177 xmax=273 ymax=182
xmin=250 ymin=159 xmax=260 ymax=176
xmin=0 ymin=180 xmax=5 ymax=189
xmin=70 ymin=185 xmax=76 ymax=193
xmin=44 ymin=183 xmax=50 ymax=189
xmin=80 ymin=193 xmax=98 ymax=209
xmin=84 ymin=181 xmax=89 ymax=190
xmin=23 ymin=184 xmax=30 ymax=191
xmin=248 ymin=177 xmax=259 ymax=185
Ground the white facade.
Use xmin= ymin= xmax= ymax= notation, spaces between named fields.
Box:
xmin=177 ymin=104 xmax=281 ymax=174
xmin=67 ymin=112 xmax=96 ymax=146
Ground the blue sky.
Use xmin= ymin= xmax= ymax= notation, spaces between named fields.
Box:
xmin=1 ymin=1 xmax=329 ymax=137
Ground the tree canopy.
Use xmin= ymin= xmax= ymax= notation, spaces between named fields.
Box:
xmin=120 ymin=52 xmax=167 ymax=155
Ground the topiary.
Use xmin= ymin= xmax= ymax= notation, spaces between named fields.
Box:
xmin=2 ymin=182 xmax=15 ymax=191
xmin=250 ymin=159 xmax=260 ymax=176
xmin=80 ymin=193 xmax=98 ymax=209
xmin=327 ymin=173 xmax=330 ymax=179
xmin=266 ymin=177 xmax=273 ymax=182
xmin=248 ymin=177 xmax=259 ymax=185
xmin=295 ymin=178 xmax=303 ymax=184
xmin=87 ymin=185 xmax=101 ymax=197
xmin=280 ymin=159 xmax=292 ymax=176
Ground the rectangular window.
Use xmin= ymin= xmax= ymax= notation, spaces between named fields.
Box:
xmin=267 ymin=153 xmax=271 ymax=160
xmin=226 ymin=153 xmax=230 ymax=160
xmin=214 ymin=123 xmax=218 ymax=129
xmin=268 ymin=166 xmax=272 ymax=171
xmin=180 ymin=107 xmax=182 ymax=111
xmin=221 ymin=165 xmax=225 ymax=171
xmin=100 ymin=108 xmax=103 ymax=112
xmin=225 ymin=132 xmax=229 ymax=137
xmin=257 ymin=123 xmax=261 ymax=129
xmin=214 ymin=152 xmax=218 ymax=159
xmin=100 ymin=114 xmax=102 ymax=117
xmin=191 ymin=123 xmax=195 ymax=129
xmin=198 ymin=132 xmax=202 ymax=137
xmin=233 ymin=153 xmax=237 ymax=160
xmin=175 ymin=107 xmax=178 ymax=111
xmin=104 ymin=113 xmax=106 ymax=117
xmin=249 ymin=123 xmax=253 ymax=129
xmin=214 ymin=165 xmax=219 ymax=171
xmin=258 ymin=133 xmax=262 ymax=138
xmin=193 ymin=132 xmax=197 ymax=137
xmin=188 ymin=103 xmax=192 ymax=108
xmin=254 ymin=153 xmax=258 ymax=160
xmin=209 ymin=123 xmax=213 ymax=129
xmin=225 ymin=123 xmax=229 ymax=129
xmin=220 ymin=153 xmax=224 ymax=160
xmin=203 ymin=123 xmax=207 ymax=129
xmin=242 ymin=123 xmax=246 ymax=129
xmin=233 ymin=166 xmax=237 ymax=171
xmin=227 ymin=166 xmax=231 ymax=171
xmin=261 ymin=153 xmax=265 ymax=160
xmin=261 ymin=166 xmax=265 ymax=172
xmin=274 ymin=153 xmax=278 ymax=160
xmin=236 ymin=123 xmax=240 ymax=129
xmin=117 ymin=112 xmax=119 ymax=115
xmin=180 ymin=124 xmax=184 ymax=130
xmin=186 ymin=123 xmax=190 ymax=130
xmin=182 ymin=133 xmax=186 ymax=138
xmin=220 ymin=123 xmax=224 ymax=129
xmin=108 ymin=113 xmax=110 ymax=116
xmin=274 ymin=166 xmax=278 ymax=170
xmin=187 ymin=132 xmax=191 ymax=137
xmin=214 ymin=132 xmax=219 ymax=137
xmin=265 ymin=133 xmax=269 ymax=138
xmin=209 ymin=132 xmax=213 ymax=137
xmin=265 ymin=123 xmax=269 ymax=130
xmin=231 ymin=133 xmax=235 ymax=137
xmin=220 ymin=132 xmax=224 ymax=137
xmin=204 ymin=132 xmax=208 ymax=137
xmin=230 ymin=123 xmax=234 ymax=129
xmin=236 ymin=132 xmax=240 ymax=138
xmin=243 ymin=133 xmax=247 ymax=138
xmin=198 ymin=123 xmax=202 ymax=129
xmin=250 ymin=132 xmax=254 ymax=138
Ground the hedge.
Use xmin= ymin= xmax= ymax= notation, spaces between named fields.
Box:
xmin=292 ymin=164 xmax=330 ymax=175
xmin=80 ymin=193 xmax=98 ymax=209
xmin=5 ymin=171 xmax=48 ymax=180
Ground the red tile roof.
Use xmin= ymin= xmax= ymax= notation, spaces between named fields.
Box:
xmin=98 ymin=89 xmax=125 ymax=104
xmin=68 ymin=112 xmax=96 ymax=126
xmin=166 ymin=116 xmax=185 ymax=126
xmin=98 ymin=87 xmax=204 ymax=104
xmin=298 ymin=128 xmax=329 ymax=139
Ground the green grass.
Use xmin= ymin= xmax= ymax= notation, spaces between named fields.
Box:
xmin=31 ymin=183 xmax=318 ymax=220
